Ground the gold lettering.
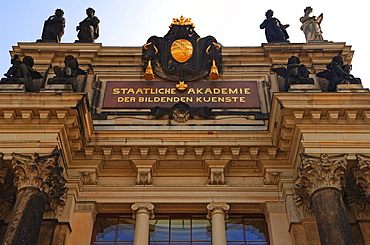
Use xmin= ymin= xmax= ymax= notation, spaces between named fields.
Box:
xmin=171 ymin=88 xmax=176 ymax=94
xmin=221 ymin=88 xmax=227 ymax=94
xmin=113 ymin=88 xmax=120 ymax=94
xmin=204 ymin=88 xmax=212 ymax=94
xmin=188 ymin=88 xmax=195 ymax=94
xmin=240 ymin=97 xmax=246 ymax=102
xmin=139 ymin=97 xmax=144 ymax=102
xmin=196 ymin=97 xmax=202 ymax=102
xmin=229 ymin=88 xmax=238 ymax=94
xmin=196 ymin=88 xmax=203 ymax=94
xmin=127 ymin=88 xmax=135 ymax=94
xmin=244 ymin=88 xmax=250 ymax=94
xmin=225 ymin=97 xmax=231 ymax=102
xmin=213 ymin=88 xmax=220 ymax=94
xmin=118 ymin=97 xmax=124 ymax=102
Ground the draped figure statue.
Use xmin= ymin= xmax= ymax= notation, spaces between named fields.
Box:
xmin=76 ymin=7 xmax=100 ymax=42
xmin=40 ymin=9 xmax=65 ymax=43
xmin=300 ymin=7 xmax=324 ymax=42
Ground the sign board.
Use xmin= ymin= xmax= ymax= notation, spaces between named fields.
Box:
xmin=102 ymin=80 xmax=260 ymax=109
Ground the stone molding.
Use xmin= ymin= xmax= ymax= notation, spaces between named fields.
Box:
xmin=131 ymin=202 xmax=155 ymax=219
xmin=206 ymin=202 xmax=230 ymax=219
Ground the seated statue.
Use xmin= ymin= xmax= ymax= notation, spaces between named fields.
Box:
xmin=39 ymin=9 xmax=65 ymax=43
xmin=317 ymin=55 xmax=361 ymax=92
xmin=2 ymin=55 xmax=42 ymax=92
xmin=53 ymin=55 xmax=85 ymax=78
xmin=3 ymin=55 xmax=42 ymax=79
xmin=76 ymin=7 xmax=100 ymax=42
xmin=300 ymin=7 xmax=324 ymax=42
xmin=273 ymin=56 xmax=314 ymax=91
xmin=49 ymin=55 xmax=86 ymax=92
xmin=260 ymin=9 xmax=289 ymax=43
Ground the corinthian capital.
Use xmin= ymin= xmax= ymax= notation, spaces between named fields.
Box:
xmin=11 ymin=150 xmax=67 ymax=215
xmin=294 ymin=153 xmax=348 ymax=197
xmin=354 ymin=154 xmax=370 ymax=196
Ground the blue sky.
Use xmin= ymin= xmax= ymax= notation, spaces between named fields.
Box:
xmin=0 ymin=0 xmax=367 ymax=88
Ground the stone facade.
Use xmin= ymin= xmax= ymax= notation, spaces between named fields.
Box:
xmin=0 ymin=41 xmax=369 ymax=245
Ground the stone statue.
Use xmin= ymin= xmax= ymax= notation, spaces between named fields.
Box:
xmin=316 ymin=55 xmax=361 ymax=92
xmin=53 ymin=55 xmax=85 ymax=78
xmin=3 ymin=55 xmax=42 ymax=79
xmin=300 ymin=7 xmax=324 ymax=42
xmin=49 ymin=55 xmax=86 ymax=92
xmin=260 ymin=9 xmax=289 ymax=43
xmin=76 ymin=7 xmax=100 ymax=42
xmin=39 ymin=9 xmax=65 ymax=43
xmin=273 ymin=56 xmax=314 ymax=91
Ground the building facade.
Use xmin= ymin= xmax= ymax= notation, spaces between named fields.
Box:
xmin=0 ymin=17 xmax=370 ymax=245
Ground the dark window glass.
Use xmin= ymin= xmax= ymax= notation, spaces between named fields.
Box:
xmin=93 ymin=215 xmax=134 ymax=245
xmin=149 ymin=214 xmax=211 ymax=244
xmin=226 ymin=215 xmax=268 ymax=245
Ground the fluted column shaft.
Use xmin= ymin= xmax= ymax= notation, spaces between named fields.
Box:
xmin=3 ymin=187 xmax=47 ymax=245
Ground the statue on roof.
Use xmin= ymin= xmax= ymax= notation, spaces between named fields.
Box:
xmin=76 ymin=7 xmax=100 ymax=42
xmin=273 ymin=56 xmax=314 ymax=91
xmin=300 ymin=7 xmax=325 ymax=42
xmin=316 ymin=55 xmax=361 ymax=92
xmin=38 ymin=9 xmax=65 ymax=43
xmin=260 ymin=10 xmax=289 ymax=43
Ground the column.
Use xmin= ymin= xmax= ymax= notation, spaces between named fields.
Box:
xmin=294 ymin=153 xmax=355 ymax=245
xmin=206 ymin=202 xmax=229 ymax=245
xmin=3 ymin=150 xmax=67 ymax=245
xmin=131 ymin=203 xmax=154 ymax=245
